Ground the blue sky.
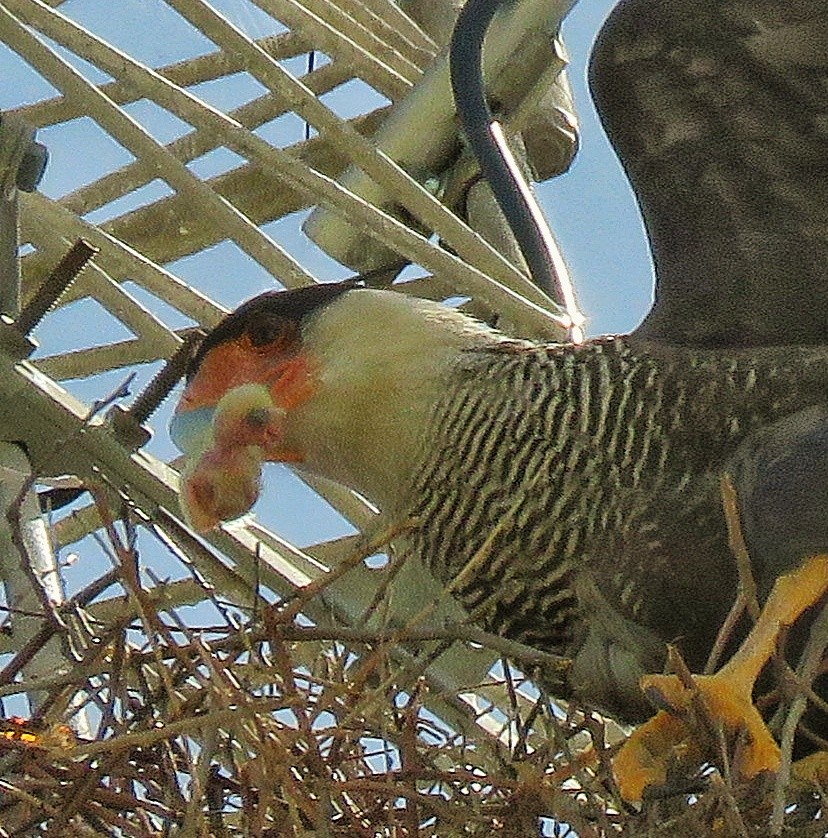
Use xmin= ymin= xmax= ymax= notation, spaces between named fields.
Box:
xmin=547 ymin=0 xmax=653 ymax=336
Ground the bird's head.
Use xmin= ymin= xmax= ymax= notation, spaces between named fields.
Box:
xmin=171 ymin=282 xmax=502 ymax=531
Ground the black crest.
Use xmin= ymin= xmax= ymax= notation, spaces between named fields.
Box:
xmin=187 ymin=280 xmax=358 ymax=379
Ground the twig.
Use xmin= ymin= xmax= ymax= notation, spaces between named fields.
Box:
xmin=770 ymin=595 xmax=828 ymax=834
xmin=708 ymin=772 xmax=750 ymax=838
xmin=270 ymin=515 xmax=417 ymax=627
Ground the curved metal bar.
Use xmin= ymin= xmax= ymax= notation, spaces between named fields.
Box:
xmin=449 ymin=0 xmax=582 ymax=341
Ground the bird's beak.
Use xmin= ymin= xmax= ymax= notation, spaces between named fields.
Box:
xmin=170 ymin=341 xmax=314 ymax=531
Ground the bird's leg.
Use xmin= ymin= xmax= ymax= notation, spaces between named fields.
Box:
xmin=614 ymin=553 xmax=828 ymax=802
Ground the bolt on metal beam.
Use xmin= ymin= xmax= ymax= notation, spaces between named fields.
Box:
xmin=108 ymin=330 xmax=203 ymax=450
xmin=15 ymin=239 xmax=98 ymax=336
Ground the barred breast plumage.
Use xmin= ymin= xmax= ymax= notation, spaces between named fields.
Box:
xmin=403 ymin=336 xmax=827 ymax=716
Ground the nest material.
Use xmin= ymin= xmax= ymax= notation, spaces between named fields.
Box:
xmin=1 ymin=491 xmax=827 ymax=837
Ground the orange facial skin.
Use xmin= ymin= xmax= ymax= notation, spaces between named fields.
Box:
xmin=179 ymin=334 xmax=313 ymax=419
xmin=173 ymin=335 xmax=318 ymax=531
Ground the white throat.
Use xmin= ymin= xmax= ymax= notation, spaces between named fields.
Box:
xmin=284 ymin=289 xmax=504 ymax=511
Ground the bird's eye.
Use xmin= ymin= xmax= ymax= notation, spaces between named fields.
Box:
xmin=247 ymin=315 xmax=286 ymax=347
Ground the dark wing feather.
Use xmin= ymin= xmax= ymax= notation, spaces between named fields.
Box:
xmin=590 ymin=0 xmax=828 ymax=347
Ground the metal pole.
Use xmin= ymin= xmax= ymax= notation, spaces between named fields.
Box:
xmin=0 ymin=112 xmax=65 ymax=719
xmin=0 ymin=112 xmax=47 ymax=316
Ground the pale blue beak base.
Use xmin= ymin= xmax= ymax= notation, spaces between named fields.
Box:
xmin=170 ymin=406 xmax=215 ymax=457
